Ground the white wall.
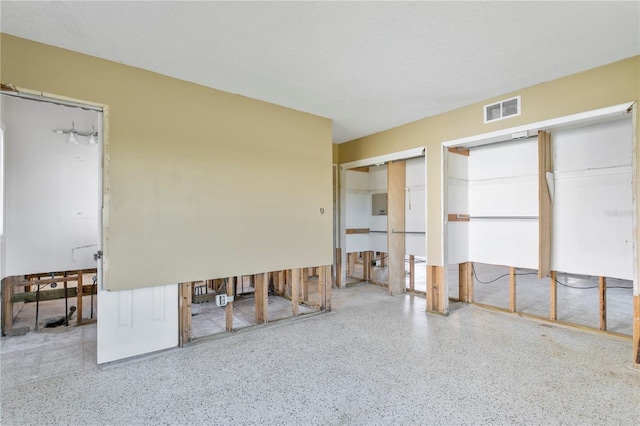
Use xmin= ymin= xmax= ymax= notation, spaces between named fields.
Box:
xmin=405 ymin=157 xmax=426 ymax=257
xmin=369 ymin=165 xmax=388 ymax=252
xmin=551 ymin=118 xmax=633 ymax=279
xmin=448 ymin=153 xmax=469 ymax=264
xmin=2 ymin=96 xmax=99 ymax=277
xmin=97 ymin=283 xmax=178 ymax=364
xmin=468 ymin=137 xmax=539 ymax=268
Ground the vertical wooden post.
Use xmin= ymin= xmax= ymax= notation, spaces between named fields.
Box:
xmin=409 ymin=255 xmax=415 ymax=291
xmin=427 ymin=266 xmax=444 ymax=312
xmin=324 ymin=265 xmax=331 ymax=311
xmin=380 ymin=253 xmax=386 ymax=268
xmin=336 ymin=248 xmax=343 ymax=288
xmin=225 ymin=277 xmax=234 ymax=332
xmin=291 ymin=268 xmax=300 ymax=316
xmin=319 ymin=265 xmax=326 ymax=310
xmin=255 ymin=273 xmax=268 ymax=324
xmin=550 ymin=271 xmax=557 ymax=321
xmin=347 ymin=253 xmax=355 ymax=277
xmin=633 ymin=295 xmax=640 ymax=364
xmin=276 ymin=271 xmax=284 ymax=295
xmin=599 ymin=276 xmax=607 ymax=331
xmin=362 ymin=251 xmax=370 ymax=281
xmin=458 ymin=262 xmax=472 ymax=303
xmin=179 ymin=282 xmax=192 ymax=346
xmin=538 ymin=130 xmax=553 ymax=279
xmin=509 ymin=267 xmax=516 ymax=313
xmin=458 ymin=263 xmax=466 ymax=302
xmin=387 ymin=160 xmax=406 ymax=296
xmin=76 ymin=271 xmax=83 ymax=325
xmin=1 ymin=277 xmax=14 ymax=335
xmin=302 ymin=268 xmax=309 ymax=302
xmin=285 ymin=269 xmax=292 ymax=297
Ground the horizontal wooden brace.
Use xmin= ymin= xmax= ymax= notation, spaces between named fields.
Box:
xmin=448 ymin=147 xmax=470 ymax=156
xmin=448 ymin=214 xmax=470 ymax=222
xmin=11 ymin=285 xmax=97 ymax=303
xmin=346 ymin=228 xmax=370 ymax=234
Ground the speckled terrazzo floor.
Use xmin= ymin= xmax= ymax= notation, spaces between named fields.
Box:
xmin=2 ymin=283 xmax=639 ymax=425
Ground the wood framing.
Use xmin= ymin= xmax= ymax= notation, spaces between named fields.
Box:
xmin=634 ymin=295 xmax=640 ymax=364
xmin=179 ymin=282 xmax=192 ymax=346
xmin=550 ymin=271 xmax=557 ymax=321
xmin=347 ymin=252 xmax=355 ymax=277
xmin=76 ymin=271 xmax=83 ymax=325
xmin=277 ymin=271 xmax=285 ymax=295
xmin=226 ymin=277 xmax=235 ymax=332
xmin=346 ymin=228 xmax=370 ymax=234
xmin=363 ymin=251 xmax=371 ymax=281
xmin=2 ymin=277 xmax=15 ymax=335
xmin=458 ymin=262 xmax=474 ymax=303
xmin=255 ymin=273 xmax=268 ymax=324
xmin=335 ymin=248 xmax=343 ymax=288
xmin=409 ymin=255 xmax=415 ymax=291
xmin=291 ymin=268 xmax=300 ymax=316
xmin=319 ymin=265 xmax=329 ymax=311
xmin=448 ymin=147 xmax=470 ymax=156
xmin=302 ymin=268 xmax=309 ymax=302
xmin=427 ymin=265 xmax=445 ymax=312
xmin=448 ymin=213 xmax=470 ymax=222
xmin=509 ymin=267 xmax=516 ymax=313
xmin=538 ymin=130 xmax=553 ymax=279
xmin=387 ymin=160 xmax=406 ymax=296
xmin=599 ymin=277 xmax=607 ymax=331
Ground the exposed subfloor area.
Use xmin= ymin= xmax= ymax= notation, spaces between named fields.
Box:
xmin=191 ymin=295 xmax=317 ymax=339
xmin=2 ymin=283 xmax=639 ymax=425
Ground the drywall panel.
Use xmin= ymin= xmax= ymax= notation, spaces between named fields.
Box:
xmin=447 ymin=153 xmax=469 ymax=264
xmin=405 ymin=157 xmax=426 ymax=256
xmin=551 ymin=119 xmax=633 ymax=279
xmin=2 ymin=96 xmax=99 ymax=276
xmin=97 ymin=283 xmax=178 ymax=364
xmin=1 ymin=35 xmax=332 ymax=291
xmin=467 ymin=138 xmax=538 ymax=268
xmin=469 ymin=221 xmax=539 ymax=268
xmin=346 ymin=193 xmax=370 ymax=229
xmin=368 ymin=165 xmax=387 ymax=191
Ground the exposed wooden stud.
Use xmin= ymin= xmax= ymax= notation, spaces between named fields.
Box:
xmin=550 ymin=271 xmax=557 ymax=321
xmin=380 ymin=252 xmax=386 ymax=268
xmin=448 ymin=147 xmax=470 ymax=156
xmin=409 ymin=255 xmax=415 ymax=291
xmin=599 ymin=276 xmax=607 ymax=331
xmin=364 ymin=251 xmax=372 ymax=281
xmin=318 ymin=265 xmax=326 ymax=310
xmin=509 ymin=267 xmax=516 ymax=313
xmin=276 ymin=271 xmax=284 ymax=295
xmin=76 ymin=271 xmax=83 ymax=325
xmin=347 ymin=252 xmax=355 ymax=277
xmin=285 ymin=269 xmax=292 ymax=298
xmin=538 ymin=130 xmax=553 ymax=279
xmin=458 ymin=262 xmax=474 ymax=303
xmin=254 ymin=273 xmax=268 ymax=324
xmin=336 ymin=247 xmax=343 ymax=288
xmin=324 ymin=265 xmax=332 ymax=312
xmin=387 ymin=160 xmax=406 ymax=296
xmin=302 ymin=268 xmax=309 ymax=302
xmin=179 ymin=282 xmax=192 ymax=346
xmin=426 ymin=265 xmax=444 ymax=312
xmin=2 ymin=277 xmax=14 ymax=336
xmin=226 ymin=277 xmax=235 ymax=332
xmin=291 ymin=268 xmax=300 ymax=316
xmin=633 ymin=295 xmax=640 ymax=365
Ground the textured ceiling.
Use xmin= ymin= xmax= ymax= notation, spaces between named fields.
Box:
xmin=1 ymin=1 xmax=639 ymax=143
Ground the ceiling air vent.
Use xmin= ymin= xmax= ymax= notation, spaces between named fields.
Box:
xmin=484 ymin=95 xmax=521 ymax=123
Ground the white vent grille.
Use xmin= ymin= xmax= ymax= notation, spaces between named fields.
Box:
xmin=484 ymin=96 xmax=521 ymax=123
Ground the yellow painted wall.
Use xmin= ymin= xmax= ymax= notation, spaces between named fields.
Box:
xmin=339 ymin=56 xmax=640 ymax=265
xmin=0 ymin=34 xmax=333 ymax=290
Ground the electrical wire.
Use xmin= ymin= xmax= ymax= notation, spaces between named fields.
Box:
xmin=472 ymin=265 xmax=632 ymax=289
xmin=472 ymin=265 xmax=537 ymax=284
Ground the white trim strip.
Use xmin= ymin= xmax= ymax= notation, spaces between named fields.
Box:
xmin=443 ymin=102 xmax=634 ymax=148
xmin=340 ymin=147 xmax=424 ymax=170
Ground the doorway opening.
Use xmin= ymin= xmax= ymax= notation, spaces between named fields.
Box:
xmin=0 ymin=92 xmax=103 ymax=354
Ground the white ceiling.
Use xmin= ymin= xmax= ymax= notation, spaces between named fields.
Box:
xmin=2 ymin=1 xmax=639 ymax=143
